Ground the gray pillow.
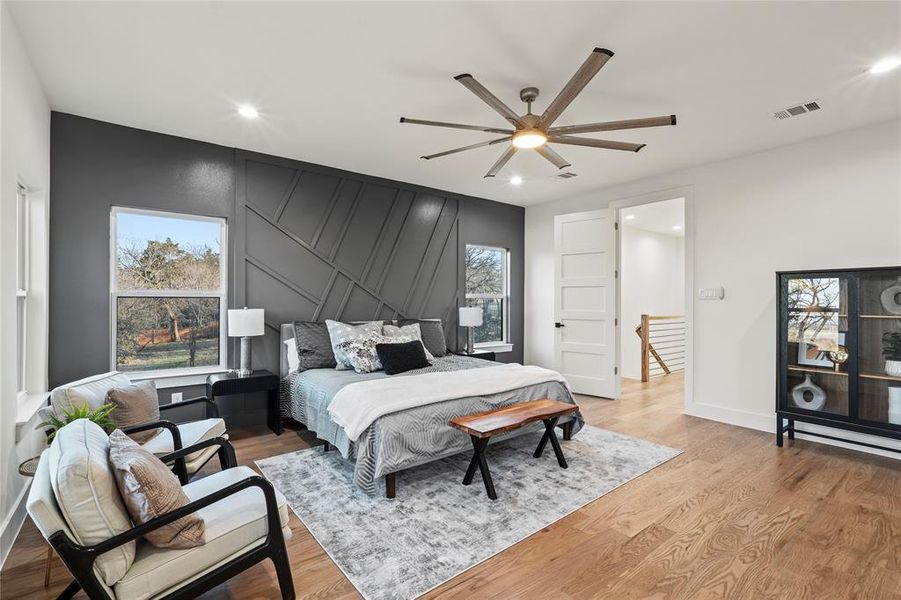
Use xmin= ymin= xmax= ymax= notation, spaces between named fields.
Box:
xmin=326 ymin=320 xmax=384 ymax=370
xmin=293 ymin=321 xmax=336 ymax=371
xmin=399 ymin=319 xmax=447 ymax=356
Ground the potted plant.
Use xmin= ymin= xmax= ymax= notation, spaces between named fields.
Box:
xmin=37 ymin=402 xmax=117 ymax=442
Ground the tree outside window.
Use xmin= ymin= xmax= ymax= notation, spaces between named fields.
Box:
xmin=111 ymin=208 xmax=227 ymax=374
xmin=465 ymin=245 xmax=508 ymax=345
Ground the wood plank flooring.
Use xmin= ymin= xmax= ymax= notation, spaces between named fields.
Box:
xmin=3 ymin=374 xmax=900 ymax=599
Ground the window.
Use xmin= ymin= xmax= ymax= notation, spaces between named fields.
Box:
xmin=465 ymin=244 xmax=509 ymax=347
xmin=111 ymin=207 xmax=227 ymax=377
xmin=16 ymin=183 xmax=28 ymax=397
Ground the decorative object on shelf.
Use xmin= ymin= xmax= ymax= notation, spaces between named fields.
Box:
xmin=797 ymin=341 xmax=833 ymax=368
xmin=881 ymin=331 xmax=901 ymax=377
xmin=880 ymin=282 xmax=901 ymax=315
xmin=458 ymin=306 xmax=483 ymax=354
xmin=829 ymin=345 xmax=849 ymax=372
xmin=888 ymin=387 xmax=901 ymax=425
xmin=791 ymin=374 xmax=827 ymax=411
xmin=228 ymin=307 xmax=265 ymax=377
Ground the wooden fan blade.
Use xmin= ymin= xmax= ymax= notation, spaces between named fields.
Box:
xmin=484 ymin=146 xmax=517 ymax=178
xmin=535 ymin=146 xmax=571 ymax=170
xmin=539 ymin=48 xmax=614 ymax=128
xmin=549 ymin=136 xmax=645 ymax=152
xmin=400 ymin=117 xmax=513 ymax=135
xmin=454 ymin=74 xmax=523 ymax=128
xmin=550 ymin=115 xmax=676 ymax=136
xmin=420 ymin=136 xmax=511 ymax=160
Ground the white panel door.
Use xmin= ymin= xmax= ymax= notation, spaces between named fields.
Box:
xmin=554 ymin=209 xmax=616 ymax=397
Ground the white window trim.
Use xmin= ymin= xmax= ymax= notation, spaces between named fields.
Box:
xmin=465 ymin=243 xmax=511 ymax=347
xmin=16 ymin=182 xmax=29 ymax=402
xmin=109 ymin=206 xmax=228 ymax=380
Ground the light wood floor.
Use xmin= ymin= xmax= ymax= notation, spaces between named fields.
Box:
xmin=3 ymin=374 xmax=901 ymax=599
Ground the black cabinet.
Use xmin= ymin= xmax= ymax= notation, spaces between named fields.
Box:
xmin=777 ymin=267 xmax=901 ymax=452
xmin=206 ymin=370 xmax=281 ymax=435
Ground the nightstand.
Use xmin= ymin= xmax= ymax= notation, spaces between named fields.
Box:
xmin=452 ymin=350 xmax=496 ymax=362
xmin=206 ymin=370 xmax=281 ymax=435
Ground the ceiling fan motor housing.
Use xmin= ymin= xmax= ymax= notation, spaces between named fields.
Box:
xmin=520 ymin=87 xmax=540 ymax=104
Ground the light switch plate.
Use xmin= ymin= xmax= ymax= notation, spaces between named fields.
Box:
xmin=699 ymin=286 xmax=725 ymax=300
xmin=171 ymin=392 xmax=183 ymax=403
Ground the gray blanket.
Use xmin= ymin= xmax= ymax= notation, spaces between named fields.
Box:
xmin=280 ymin=355 xmax=582 ymax=494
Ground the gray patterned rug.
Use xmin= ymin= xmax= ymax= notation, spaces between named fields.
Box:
xmin=256 ymin=425 xmax=681 ymax=600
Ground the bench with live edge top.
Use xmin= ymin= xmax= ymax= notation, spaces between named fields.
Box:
xmin=449 ymin=399 xmax=579 ymax=500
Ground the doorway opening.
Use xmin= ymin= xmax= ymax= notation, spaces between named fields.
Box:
xmin=619 ymin=197 xmax=685 ymax=387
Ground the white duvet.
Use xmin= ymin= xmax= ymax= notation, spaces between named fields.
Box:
xmin=327 ymin=363 xmax=569 ymax=441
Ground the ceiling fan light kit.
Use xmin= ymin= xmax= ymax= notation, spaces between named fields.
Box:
xmin=400 ymin=47 xmax=677 ymax=178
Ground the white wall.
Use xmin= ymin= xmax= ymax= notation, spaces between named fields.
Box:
xmin=526 ymin=120 xmax=901 ymax=454
xmin=620 ymin=226 xmax=684 ymax=380
xmin=0 ymin=5 xmax=51 ymax=565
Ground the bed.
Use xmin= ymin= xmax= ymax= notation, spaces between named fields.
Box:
xmin=278 ymin=323 xmax=583 ymax=496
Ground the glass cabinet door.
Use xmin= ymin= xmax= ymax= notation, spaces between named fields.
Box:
xmin=783 ymin=275 xmax=850 ymax=417
xmin=857 ymin=271 xmax=901 ymax=428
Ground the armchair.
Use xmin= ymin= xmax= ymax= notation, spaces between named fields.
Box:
xmin=45 ymin=372 xmax=229 ymax=482
xmin=26 ymin=423 xmax=294 ymax=600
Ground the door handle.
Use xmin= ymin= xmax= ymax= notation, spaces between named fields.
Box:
xmin=555 ymin=322 xmax=565 ymax=328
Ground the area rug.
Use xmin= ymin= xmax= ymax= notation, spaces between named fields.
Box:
xmin=256 ymin=425 xmax=681 ymax=600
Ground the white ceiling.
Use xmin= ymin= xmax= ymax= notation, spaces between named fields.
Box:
xmin=8 ymin=1 xmax=901 ymax=207
xmin=622 ymin=197 xmax=684 ymax=237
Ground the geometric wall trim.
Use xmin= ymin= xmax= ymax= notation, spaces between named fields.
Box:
xmin=235 ymin=151 xmax=461 ymax=372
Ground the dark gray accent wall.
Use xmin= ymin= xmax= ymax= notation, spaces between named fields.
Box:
xmin=49 ymin=113 xmax=524 ymax=424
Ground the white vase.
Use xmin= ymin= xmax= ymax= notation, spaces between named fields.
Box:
xmin=791 ymin=374 xmax=826 ymax=411
xmin=888 ymin=387 xmax=901 ymax=425
xmin=885 ymin=360 xmax=901 ymax=377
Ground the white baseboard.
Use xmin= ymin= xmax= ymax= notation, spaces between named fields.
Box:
xmin=686 ymin=401 xmax=901 ymax=460
xmin=0 ymin=482 xmax=31 ymax=570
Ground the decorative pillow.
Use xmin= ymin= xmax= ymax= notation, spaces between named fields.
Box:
xmin=377 ymin=340 xmax=431 ymax=375
xmin=283 ymin=337 xmax=300 ymax=373
xmin=48 ymin=419 xmax=136 ymax=585
xmin=399 ymin=319 xmax=447 ymax=357
xmin=108 ymin=429 xmax=205 ymax=549
xmin=383 ymin=323 xmax=435 ymax=360
xmin=106 ymin=380 xmax=161 ymax=444
xmin=336 ymin=335 xmax=390 ymax=374
xmin=326 ymin=320 xmax=383 ymax=369
xmin=293 ymin=321 xmax=336 ymax=371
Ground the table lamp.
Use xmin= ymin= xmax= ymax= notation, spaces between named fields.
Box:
xmin=459 ymin=306 xmax=483 ymax=354
xmin=228 ymin=307 xmax=264 ymax=377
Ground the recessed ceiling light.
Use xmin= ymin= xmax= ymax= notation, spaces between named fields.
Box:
xmin=673 ymin=225 xmax=682 ymax=231
xmin=625 ymin=214 xmax=636 ymax=220
xmin=869 ymin=57 xmax=901 ymax=74
xmin=238 ymin=105 xmax=259 ymax=119
xmin=510 ymin=175 xmax=523 ymax=185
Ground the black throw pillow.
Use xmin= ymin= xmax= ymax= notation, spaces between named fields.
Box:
xmin=376 ymin=340 xmax=430 ymax=375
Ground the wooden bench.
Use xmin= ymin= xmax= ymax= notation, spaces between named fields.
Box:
xmin=449 ymin=399 xmax=579 ymax=500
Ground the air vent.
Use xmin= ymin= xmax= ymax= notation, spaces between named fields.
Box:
xmin=773 ymin=99 xmax=821 ymax=120
xmin=557 ymin=172 xmax=578 ymax=179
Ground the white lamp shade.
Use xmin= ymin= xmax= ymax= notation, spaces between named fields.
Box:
xmin=459 ymin=306 xmax=483 ymax=327
xmin=228 ymin=308 xmax=265 ymax=337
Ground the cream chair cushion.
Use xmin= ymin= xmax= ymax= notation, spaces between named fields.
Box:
xmin=142 ymin=418 xmax=227 ymax=471
xmin=48 ymin=419 xmax=136 ymax=586
xmin=27 ymin=449 xmax=118 ymax=598
xmin=113 ymin=466 xmax=291 ymax=600
xmin=50 ymin=371 xmax=132 ymax=415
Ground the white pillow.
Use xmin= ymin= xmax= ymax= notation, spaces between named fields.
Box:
xmin=326 ymin=320 xmax=383 ymax=370
xmin=283 ymin=338 xmax=300 ymax=374
xmin=383 ymin=323 xmax=434 ymax=360
xmin=48 ymin=419 xmax=136 ymax=585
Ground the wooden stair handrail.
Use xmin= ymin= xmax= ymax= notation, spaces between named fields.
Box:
xmin=636 ymin=314 xmax=684 ymax=382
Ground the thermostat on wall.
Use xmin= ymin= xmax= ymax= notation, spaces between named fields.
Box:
xmin=699 ymin=286 xmax=725 ymax=300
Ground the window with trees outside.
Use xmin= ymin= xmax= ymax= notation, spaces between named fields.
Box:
xmin=111 ymin=208 xmax=227 ymax=376
xmin=465 ymin=244 xmax=509 ymax=346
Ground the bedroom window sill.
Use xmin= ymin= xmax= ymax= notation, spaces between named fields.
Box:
xmin=474 ymin=343 xmax=514 ymax=353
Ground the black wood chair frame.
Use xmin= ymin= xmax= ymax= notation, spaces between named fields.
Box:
xmin=119 ymin=395 xmax=222 ymax=484
xmin=47 ymin=438 xmax=293 ymax=600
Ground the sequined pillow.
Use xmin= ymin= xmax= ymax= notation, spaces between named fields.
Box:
xmin=325 ymin=320 xmax=383 ymax=370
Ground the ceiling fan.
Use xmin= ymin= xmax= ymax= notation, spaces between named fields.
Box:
xmin=400 ymin=48 xmax=676 ymax=178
